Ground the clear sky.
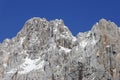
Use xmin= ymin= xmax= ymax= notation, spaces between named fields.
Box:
xmin=0 ymin=0 xmax=120 ymax=42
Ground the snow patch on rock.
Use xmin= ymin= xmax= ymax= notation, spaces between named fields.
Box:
xmin=7 ymin=57 xmax=44 ymax=74
xmin=59 ymin=46 xmax=71 ymax=53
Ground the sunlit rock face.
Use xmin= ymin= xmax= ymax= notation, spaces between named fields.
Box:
xmin=0 ymin=17 xmax=120 ymax=80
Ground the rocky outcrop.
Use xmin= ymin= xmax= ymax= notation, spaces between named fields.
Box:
xmin=0 ymin=17 xmax=120 ymax=80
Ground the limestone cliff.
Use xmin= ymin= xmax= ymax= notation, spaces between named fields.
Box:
xmin=0 ymin=18 xmax=120 ymax=80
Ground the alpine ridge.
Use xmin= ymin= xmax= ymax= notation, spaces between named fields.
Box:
xmin=0 ymin=17 xmax=120 ymax=80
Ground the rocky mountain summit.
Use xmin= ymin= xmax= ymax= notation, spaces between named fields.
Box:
xmin=0 ymin=17 xmax=120 ymax=80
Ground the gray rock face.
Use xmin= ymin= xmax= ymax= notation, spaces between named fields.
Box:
xmin=0 ymin=17 xmax=120 ymax=80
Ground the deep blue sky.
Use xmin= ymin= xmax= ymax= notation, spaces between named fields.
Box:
xmin=0 ymin=0 xmax=120 ymax=42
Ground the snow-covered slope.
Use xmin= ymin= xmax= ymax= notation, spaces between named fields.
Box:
xmin=0 ymin=18 xmax=120 ymax=80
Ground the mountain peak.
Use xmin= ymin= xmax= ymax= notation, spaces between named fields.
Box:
xmin=19 ymin=17 xmax=70 ymax=36
xmin=99 ymin=18 xmax=108 ymax=23
xmin=92 ymin=18 xmax=118 ymax=34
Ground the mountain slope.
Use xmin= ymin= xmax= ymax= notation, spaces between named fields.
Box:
xmin=0 ymin=17 xmax=120 ymax=80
